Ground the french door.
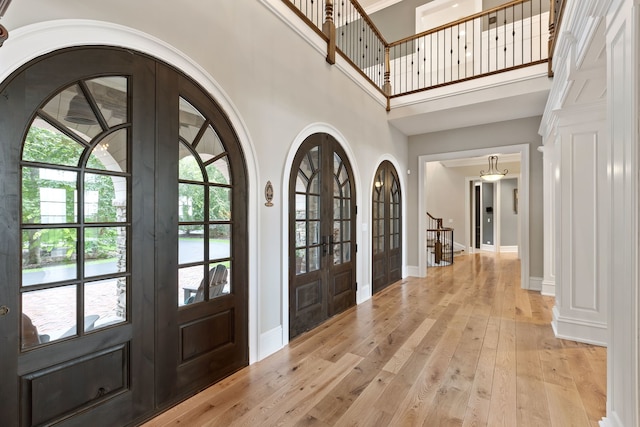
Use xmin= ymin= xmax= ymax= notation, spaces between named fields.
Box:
xmin=289 ymin=134 xmax=356 ymax=339
xmin=0 ymin=47 xmax=248 ymax=426
xmin=372 ymin=161 xmax=402 ymax=293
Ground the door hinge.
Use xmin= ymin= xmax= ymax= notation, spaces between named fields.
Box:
xmin=355 ymin=205 xmax=358 ymax=215
xmin=355 ymin=244 xmax=358 ymax=253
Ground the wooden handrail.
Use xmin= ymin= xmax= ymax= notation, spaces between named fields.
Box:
xmin=348 ymin=0 xmax=389 ymax=46
xmin=282 ymin=0 xmax=554 ymax=103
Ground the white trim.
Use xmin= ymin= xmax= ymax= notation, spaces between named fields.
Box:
xmin=0 ymin=19 xmax=262 ymax=363
xmin=364 ymin=0 xmax=403 ymax=15
xmin=280 ymin=123 xmax=363 ymax=347
xmin=552 ymin=306 xmax=608 ymax=347
xmin=529 ymin=276 xmax=543 ymax=292
xmin=541 ymin=279 xmax=556 ymax=297
xmin=480 ymin=244 xmax=496 ymax=252
xmin=419 ymin=144 xmax=530 ymax=289
xmin=599 ymin=413 xmax=624 ymax=427
xmin=500 ymin=245 xmax=518 ymax=253
xmin=406 ymin=265 xmax=421 ymax=277
xmin=259 ymin=326 xmax=284 ymax=360
xmin=452 ymin=241 xmax=466 ymax=252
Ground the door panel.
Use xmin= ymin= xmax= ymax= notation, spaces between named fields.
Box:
xmin=372 ymin=161 xmax=402 ymax=294
xmin=0 ymin=47 xmax=155 ymax=427
xmin=155 ymin=67 xmax=248 ymax=405
xmin=289 ymin=134 xmax=356 ymax=339
xmin=0 ymin=47 xmax=248 ymax=426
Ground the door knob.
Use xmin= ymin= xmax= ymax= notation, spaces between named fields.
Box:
xmin=0 ymin=305 xmax=9 ymax=316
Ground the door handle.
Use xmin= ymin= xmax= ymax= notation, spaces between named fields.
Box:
xmin=328 ymin=235 xmax=334 ymax=255
xmin=322 ymin=236 xmax=329 ymax=256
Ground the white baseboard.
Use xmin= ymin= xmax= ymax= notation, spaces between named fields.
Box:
xmin=552 ymin=306 xmax=608 ymax=347
xmin=541 ymin=279 xmax=555 ymax=296
xmin=599 ymin=412 xmax=624 ymax=427
xmin=599 ymin=417 xmax=613 ymax=427
xmin=529 ymin=276 xmax=542 ymax=291
xmin=357 ymin=283 xmax=372 ymax=304
xmin=500 ymin=245 xmax=518 ymax=253
xmin=480 ymin=244 xmax=496 ymax=252
xmin=406 ymin=265 xmax=422 ymax=277
xmin=453 ymin=241 xmax=466 ymax=252
xmin=259 ymin=325 xmax=284 ymax=361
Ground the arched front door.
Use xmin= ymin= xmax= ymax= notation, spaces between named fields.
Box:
xmin=372 ymin=160 xmax=402 ymax=293
xmin=0 ymin=47 xmax=248 ymax=426
xmin=289 ymin=133 xmax=357 ymax=339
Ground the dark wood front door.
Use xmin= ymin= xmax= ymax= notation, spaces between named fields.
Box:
xmin=289 ymin=134 xmax=356 ymax=339
xmin=372 ymin=161 xmax=402 ymax=293
xmin=0 ymin=47 xmax=247 ymax=427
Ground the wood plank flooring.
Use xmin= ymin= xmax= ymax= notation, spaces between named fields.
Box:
xmin=143 ymin=253 xmax=606 ymax=427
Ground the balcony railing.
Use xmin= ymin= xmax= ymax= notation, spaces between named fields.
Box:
xmin=387 ymin=0 xmax=549 ymax=96
xmin=281 ymin=0 xmax=560 ymax=108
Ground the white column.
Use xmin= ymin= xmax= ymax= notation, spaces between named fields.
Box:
xmin=550 ymin=106 xmax=608 ymax=347
xmin=601 ymin=1 xmax=640 ymax=426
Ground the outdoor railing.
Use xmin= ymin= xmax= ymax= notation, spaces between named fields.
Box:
xmin=280 ymin=0 xmax=555 ymax=108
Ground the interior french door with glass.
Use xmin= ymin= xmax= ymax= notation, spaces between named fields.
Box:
xmin=289 ymin=133 xmax=357 ymax=339
xmin=372 ymin=160 xmax=402 ymax=293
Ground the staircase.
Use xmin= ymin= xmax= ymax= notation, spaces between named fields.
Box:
xmin=426 ymin=212 xmax=455 ymax=267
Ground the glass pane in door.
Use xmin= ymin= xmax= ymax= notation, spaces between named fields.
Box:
xmin=20 ymin=76 xmax=130 ymax=350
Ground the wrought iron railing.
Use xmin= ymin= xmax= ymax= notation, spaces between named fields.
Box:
xmin=427 ymin=212 xmax=453 ymax=266
xmin=280 ymin=0 xmax=554 ymax=106
xmin=387 ymin=0 xmax=549 ymax=96
xmin=333 ymin=0 xmax=388 ymax=92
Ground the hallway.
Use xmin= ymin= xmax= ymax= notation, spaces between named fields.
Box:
xmin=144 ymin=253 xmax=606 ymax=426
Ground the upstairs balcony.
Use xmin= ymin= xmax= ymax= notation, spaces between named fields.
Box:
xmin=266 ymin=0 xmax=564 ymax=135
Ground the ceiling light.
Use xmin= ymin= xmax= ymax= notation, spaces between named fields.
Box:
xmin=480 ymin=155 xmax=508 ymax=181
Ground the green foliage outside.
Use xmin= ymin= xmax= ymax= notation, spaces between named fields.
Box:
xmin=21 ymin=127 xmax=232 ymax=267
xmin=22 ymin=126 xmax=119 ymax=266
xmin=179 ymin=154 xmax=231 ymax=238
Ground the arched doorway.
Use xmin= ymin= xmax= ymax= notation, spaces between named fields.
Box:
xmin=288 ymin=133 xmax=357 ymax=339
xmin=372 ymin=160 xmax=402 ymax=293
xmin=0 ymin=47 xmax=248 ymax=426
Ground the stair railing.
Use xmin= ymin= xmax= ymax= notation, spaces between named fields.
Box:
xmin=426 ymin=212 xmax=454 ymax=266
xmin=279 ymin=0 xmax=555 ymax=107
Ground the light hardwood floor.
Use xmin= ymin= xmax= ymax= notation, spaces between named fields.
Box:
xmin=144 ymin=253 xmax=606 ymax=427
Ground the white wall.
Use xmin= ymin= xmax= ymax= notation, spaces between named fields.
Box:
xmin=0 ymin=0 xmax=408 ymax=360
xmin=425 ymin=161 xmax=520 ymax=248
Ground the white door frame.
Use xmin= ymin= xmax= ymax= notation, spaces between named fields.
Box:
xmin=419 ymin=144 xmax=530 ymax=289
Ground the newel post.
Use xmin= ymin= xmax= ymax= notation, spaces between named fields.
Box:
xmin=384 ymin=46 xmax=391 ymax=111
xmin=547 ymin=0 xmax=556 ymax=77
xmin=323 ymin=0 xmax=336 ymax=64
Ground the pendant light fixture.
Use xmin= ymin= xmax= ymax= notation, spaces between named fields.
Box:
xmin=480 ymin=155 xmax=508 ymax=181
